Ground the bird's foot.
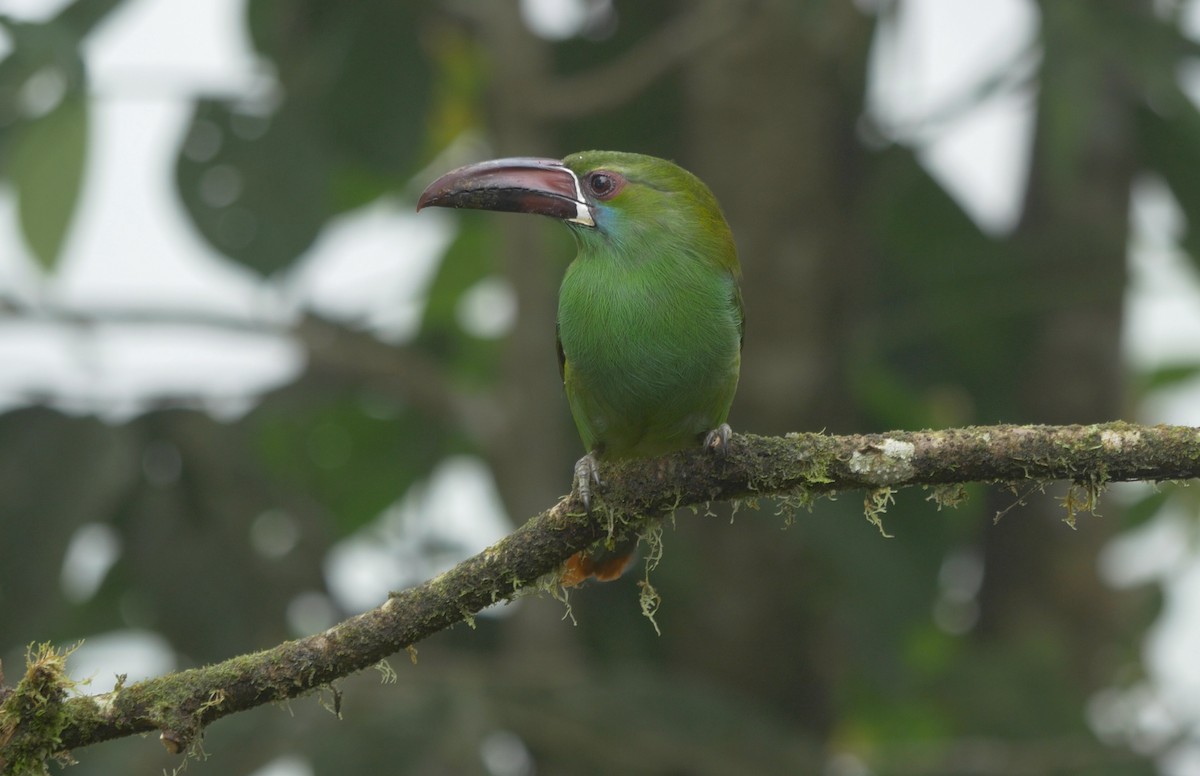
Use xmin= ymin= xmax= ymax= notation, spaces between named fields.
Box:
xmin=574 ymin=452 xmax=602 ymax=511
xmin=703 ymin=423 xmax=733 ymax=456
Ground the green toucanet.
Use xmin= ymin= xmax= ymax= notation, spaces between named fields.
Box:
xmin=418 ymin=151 xmax=743 ymax=584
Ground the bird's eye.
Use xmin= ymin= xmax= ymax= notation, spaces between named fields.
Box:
xmin=586 ymin=171 xmax=622 ymax=200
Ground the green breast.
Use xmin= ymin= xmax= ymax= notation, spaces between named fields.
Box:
xmin=557 ymin=250 xmax=741 ymax=458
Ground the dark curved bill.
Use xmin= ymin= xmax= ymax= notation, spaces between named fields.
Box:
xmin=417 ymin=157 xmax=595 ymax=227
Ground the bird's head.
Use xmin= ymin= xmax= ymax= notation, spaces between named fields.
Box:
xmin=417 ymin=151 xmax=737 ymax=270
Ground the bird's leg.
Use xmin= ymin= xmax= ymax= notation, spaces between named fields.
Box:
xmin=574 ymin=452 xmax=602 ymax=511
xmin=703 ymin=423 xmax=733 ymax=456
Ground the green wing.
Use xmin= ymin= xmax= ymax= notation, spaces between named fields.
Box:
xmin=733 ymin=276 xmax=745 ymax=351
xmin=556 ymin=322 xmax=567 ymax=384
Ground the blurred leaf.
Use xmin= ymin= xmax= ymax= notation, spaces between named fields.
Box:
xmin=1138 ymin=99 xmax=1200 ymax=263
xmin=177 ymin=1 xmax=435 ymax=274
xmin=247 ymin=0 xmax=432 ymax=180
xmin=9 ymin=93 xmax=87 ymax=271
xmin=53 ymin=0 xmax=126 ymax=36
xmin=862 ymin=146 xmax=1024 ymax=419
xmin=850 ymin=359 xmax=941 ymax=430
xmin=304 ymin=2 xmax=433 ymax=184
xmin=176 ymin=100 xmax=332 ymax=275
xmin=415 ymin=216 xmax=505 ymax=386
xmin=1135 ymin=360 xmax=1200 ymax=395
xmin=253 ymin=395 xmax=449 ymax=536
xmin=0 ymin=407 xmax=138 ymax=645
xmin=423 ymin=21 xmax=488 ymax=153
xmin=0 ymin=1 xmax=117 ymax=253
xmin=0 ymin=8 xmax=90 ymax=95
xmin=1122 ymin=487 xmax=1171 ymax=529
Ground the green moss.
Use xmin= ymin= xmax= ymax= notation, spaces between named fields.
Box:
xmin=373 ymin=660 xmax=397 ymax=684
xmin=316 ymin=685 xmax=342 ymax=719
xmin=638 ymin=577 xmax=663 ymax=637
xmin=779 ymin=433 xmax=836 ymax=490
xmin=1059 ymin=474 xmax=1107 ymax=528
xmin=730 ymin=496 xmax=761 ymax=517
xmin=774 ymin=487 xmax=826 ymax=528
xmin=0 ymin=643 xmax=80 ymax=775
xmin=459 ymin=609 xmax=477 ymax=629
xmin=540 ymin=576 xmax=577 ymax=625
xmin=926 ymin=483 xmax=969 ymax=510
xmin=864 ymin=487 xmax=896 ymax=538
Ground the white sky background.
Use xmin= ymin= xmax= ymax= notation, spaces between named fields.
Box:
xmin=4 ymin=0 xmax=1200 ymax=772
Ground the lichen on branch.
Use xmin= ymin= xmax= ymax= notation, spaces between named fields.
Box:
xmin=2 ymin=421 xmax=1198 ymax=770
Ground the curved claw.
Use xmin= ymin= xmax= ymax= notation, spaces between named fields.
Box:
xmin=574 ymin=453 xmax=602 ymax=511
xmin=703 ymin=423 xmax=733 ymax=456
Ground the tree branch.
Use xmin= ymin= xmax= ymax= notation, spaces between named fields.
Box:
xmin=0 ymin=302 xmax=502 ymax=442
xmin=2 ymin=422 xmax=1196 ymax=766
xmin=516 ymin=1 xmax=755 ymax=120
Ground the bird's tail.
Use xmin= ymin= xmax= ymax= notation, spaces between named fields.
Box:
xmin=561 ymin=539 xmax=638 ymax=587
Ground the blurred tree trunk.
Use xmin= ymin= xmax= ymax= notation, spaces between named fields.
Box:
xmin=674 ymin=0 xmax=1142 ymax=747
xmin=676 ymin=1 xmax=877 ymax=734
xmin=976 ymin=0 xmax=1137 ymax=679
xmin=472 ymin=2 xmax=591 ymax=679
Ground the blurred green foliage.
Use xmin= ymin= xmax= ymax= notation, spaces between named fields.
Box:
xmin=2 ymin=0 xmax=1198 ymax=773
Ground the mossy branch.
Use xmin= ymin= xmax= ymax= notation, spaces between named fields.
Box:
xmin=2 ymin=421 xmax=1198 ymax=770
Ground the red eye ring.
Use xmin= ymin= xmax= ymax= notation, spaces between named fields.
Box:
xmin=586 ymin=171 xmax=622 ymax=200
